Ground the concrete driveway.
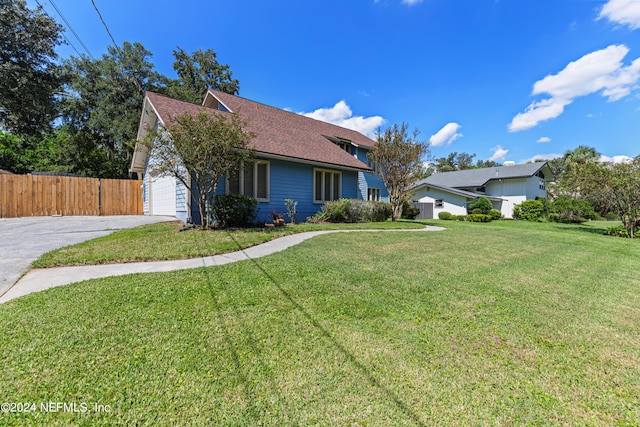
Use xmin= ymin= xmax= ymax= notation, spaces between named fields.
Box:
xmin=0 ymin=215 xmax=177 ymax=296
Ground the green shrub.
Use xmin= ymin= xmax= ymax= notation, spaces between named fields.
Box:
xmin=213 ymin=194 xmax=258 ymax=228
xmin=309 ymin=199 xmax=392 ymax=223
xmin=468 ymin=196 xmax=493 ymax=215
xmin=438 ymin=211 xmax=452 ymax=220
xmin=549 ymin=196 xmax=596 ymax=223
xmin=456 ymin=215 xmax=466 ymax=221
xmin=401 ymin=201 xmax=420 ymax=219
xmin=370 ymin=201 xmax=393 ymax=222
xmin=467 ymin=214 xmax=492 ymax=222
xmin=605 ymin=224 xmax=640 ymax=238
xmin=513 ymin=200 xmax=545 ymax=222
xmin=605 ymin=212 xmax=619 ymax=221
xmin=323 ymin=198 xmax=351 ymax=222
xmin=489 ymin=209 xmax=503 ymax=220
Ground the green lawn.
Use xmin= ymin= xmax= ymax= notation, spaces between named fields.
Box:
xmin=32 ymin=220 xmax=425 ymax=267
xmin=1 ymin=220 xmax=639 ymax=426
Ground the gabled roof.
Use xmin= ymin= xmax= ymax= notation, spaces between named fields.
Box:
xmin=204 ymin=89 xmax=375 ymax=169
xmin=132 ymin=91 xmax=374 ymax=173
xmin=416 ymin=162 xmax=552 ymax=189
xmin=417 ymin=182 xmax=503 ymax=201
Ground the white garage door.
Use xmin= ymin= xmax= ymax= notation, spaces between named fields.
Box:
xmin=150 ymin=176 xmax=176 ymax=216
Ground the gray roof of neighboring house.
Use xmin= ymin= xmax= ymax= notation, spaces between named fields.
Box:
xmin=414 ymin=182 xmax=503 ymax=201
xmin=415 ymin=162 xmax=551 ymax=189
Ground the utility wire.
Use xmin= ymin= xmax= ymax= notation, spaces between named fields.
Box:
xmin=34 ymin=0 xmax=83 ymax=57
xmin=90 ymin=0 xmax=143 ymax=95
xmin=91 ymin=0 xmax=118 ymax=48
xmin=48 ymin=0 xmax=94 ymax=59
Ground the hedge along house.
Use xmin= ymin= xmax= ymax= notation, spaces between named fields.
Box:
xmin=410 ymin=162 xmax=553 ymax=219
xmin=129 ymin=90 xmax=388 ymax=224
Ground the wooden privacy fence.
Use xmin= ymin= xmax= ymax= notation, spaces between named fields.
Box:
xmin=0 ymin=175 xmax=143 ymax=218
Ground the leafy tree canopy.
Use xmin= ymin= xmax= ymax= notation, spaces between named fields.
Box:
xmin=165 ymin=47 xmax=240 ymax=103
xmin=428 ymin=152 xmax=502 ymax=175
xmin=146 ymin=110 xmax=255 ymax=229
xmin=0 ymin=0 xmax=65 ymax=134
xmin=368 ymin=122 xmax=429 ymax=221
xmin=61 ymin=42 xmax=168 ymax=177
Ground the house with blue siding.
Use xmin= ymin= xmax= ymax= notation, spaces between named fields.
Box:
xmin=129 ymin=90 xmax=388 ymax=224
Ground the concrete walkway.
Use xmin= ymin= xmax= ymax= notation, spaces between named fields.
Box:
xmin=0 ymin=225 xmax=445 ymax=303
xmin=0 ymin=215 xmax=178 ymax=296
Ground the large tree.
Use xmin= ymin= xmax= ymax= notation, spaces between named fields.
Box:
xmin=571 ymin=158 xmax=640 ymax=238
xmin=368 ymin=122 xmax=429 ymax=221
xmin=165 ymin=47 xmax=239 ymax=103
xmin=0 ymin=0 xmax=65 ymax=134
xmin=62 ymin=42 xmax=167 ymax=177
xmin=430 ymin=152 xmax=500 ymax=174
xmin=146 ymin=110 xmax=255 ymax=229
xmin=551 ymin=146 xmax=604 ymax=212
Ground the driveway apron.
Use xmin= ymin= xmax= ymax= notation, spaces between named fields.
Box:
xmin=0 ymin=215 xmax=176 ymax=296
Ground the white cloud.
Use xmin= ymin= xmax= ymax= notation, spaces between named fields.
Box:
xmin=509 ymin=98 xmax=572 ymax=132
xmin=598 ymin=0 xmax=640 ymax=30
xmin=429 ymin=122 xmax=462 ymax=147
xmin=299 ymin=100 xmax=385 ymax=139
xmin=600 ymin=154 xmax=634 ymax=163
xmin=508 ymin=45 xmax=640 ymax=132
xmin=489 ymin=145 xmax=509 ymax=162
xmin=537 ymin=136 xmax=552 ymax=143
xmin=402 ymin=0 xmax=423 ymax=5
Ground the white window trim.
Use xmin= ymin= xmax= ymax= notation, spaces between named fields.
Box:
xmin=435 ymin=199 xmax=444 ymax=208
xmin=313 ymin=168 xmax=342 ymax=204
xmin=225 ymin=160 xmax=270 ymax=202
xmin=367 ymin=187 xmax=381 ymax=201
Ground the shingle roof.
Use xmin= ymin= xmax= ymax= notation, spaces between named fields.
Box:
xmin=0 ymin=169 xmax=14 ymax=175
xmin=416 ymin=162 xmax=550 ymax=188
xmin=419 ymin=182 xmax=503 ymax=201
xmin=144 ymin=91 xmax=373 ymax=171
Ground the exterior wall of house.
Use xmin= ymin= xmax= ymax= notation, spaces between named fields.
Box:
xmin=188 ymin=158 xmax=359 ymax=225
xmin=148 ymin=175 xmax=176 ymax=217
xmin=485 ymin=177 xmax=547 ymax=218
xmin=175 ymin=180 xmax=188 ymax=223
xmin=411 ymin=187 xmax=470 ymax=217
xmin=355 ymin=148 xmax=389 ymax=202
xmin=142 ymin=172 xmax=150 ymax=215
xmin=142 ymin=174 xmax=188 ymax=222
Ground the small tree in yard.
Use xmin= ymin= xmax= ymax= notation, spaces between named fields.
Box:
xmin=146 ymin=110 xmax=255 ymax=229
xmin=558 ymin=157 xmax=640 ymax=238
xmin=368 ymin=123 xmax=429 ymax=221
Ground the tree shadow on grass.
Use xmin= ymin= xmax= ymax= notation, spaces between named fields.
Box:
xmin=553 ymin=224 xmax=608 ymax=236
xmin=215 ymin=232 xmax=427 ymax=427
xmin=198 ymin=264 xmax=263 ymax=423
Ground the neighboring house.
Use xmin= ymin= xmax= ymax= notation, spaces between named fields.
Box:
xmin=129 ymin=90 xmax=388 ymax=223
xmin=411 ymin=162 xmax=553 ymax=219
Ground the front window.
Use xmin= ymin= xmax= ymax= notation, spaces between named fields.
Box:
xmin=435 ymin=199 xmax=443 ymax=208
xmin=314 ymin=168 xmax=341 ymax=203
xmin=367 ymin=188 xmax=381 ymax=201
xmin=227 ymin=161 xmax=269 ymax=202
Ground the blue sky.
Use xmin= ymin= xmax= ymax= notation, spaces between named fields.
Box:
xmin=29 ymin=0 xmax=640 ymax=164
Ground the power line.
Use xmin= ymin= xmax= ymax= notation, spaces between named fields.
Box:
xmin=34 ymin=0 xmax=83 ymax=57
xmin=91 ymin=0 xmax=118 ymax=48
xmin=48 ymin=0 xmax=94 ymax=59
xmin=90 ymin=0 xmax=144 ymax=95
